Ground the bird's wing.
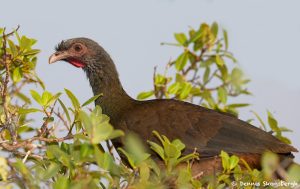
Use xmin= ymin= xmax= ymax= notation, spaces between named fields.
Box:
xmin=118 ymin=99 xmax=297 ymax=157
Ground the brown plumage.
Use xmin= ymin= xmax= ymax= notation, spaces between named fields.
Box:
xmin=49 ymin=38 xmax=298 ymax=175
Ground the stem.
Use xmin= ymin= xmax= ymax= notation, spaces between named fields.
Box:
xmin=39 ymin=100 xmax=58 ymax=136
xmin=1 ymin=28 xmax=17 ymax=143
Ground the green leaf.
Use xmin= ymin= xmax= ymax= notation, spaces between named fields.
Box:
xmin=43 ymin=116 xmax=54 ymax=122
xmin=74 ymin=133 xmax=89 ymax=141
xmin=152 ymin=130 xmax=165 ymax=145
xmin=92 ymin=123 xmax=115 ymax=143
xmin=16 ymin=92 xmax=31 ymax=104
xmin=211 ymin=22 xmax=219 ymax=38
xmin=14 ymin=31 xmax=21 ymax=44
xmin=220 ymin=151 xmax=230 ymax=171
xmin=109 ymin=130 xmax=124 ymax=139
xmin=174 ymin=33 xmax=187 ymax=46
xmin=175 ymin=52 xmax=189 ymax=71
xmin=231 ymin=67 xmax=243 ymax=83
xmin=216 ymin=184 xmax=226 ymax=189
xmin=118 ymin=148 xmax=136 ymax=168
xmin=12 ymin=67 xmax=22 ymax=83
xmin=79 ymin=143 xmax=92 ymax=158
xmin=12 ymin=159 xmax=30 ymax=176
xmin=190 ymin=30 xmax=203 ymax=42
xmin=229 ymin=155 xmax=239 ymax=170
xmin=175 ymin=73 xmax=185 ymax=83
xmin=233 ymin=165 xmax=243 ymax=180
xmin=20 ymin=36 xmax=32 ymax=50
xmin=179 ymin=82 xmax=192 ymax=99
xmin=215 ymin=55 xmax=225 ymax=66
xmin=46 ymin=92 xmax=62 ymax=107
xmin=177 ymin=153 xmax=198 ymax=165
xmin=218 ymin=64 xmax=228 ymax=81
xmin=261 ymin=151 xmax=279 ymax=179
xmin=53 ymin=176 xmax=69 ymax=189
xmin=164 ymin=143 xmax=180 ymax=159
xmin=41 ymin=162 xmax=60 ymax=180
xmin=46 ymin=145 xmax=71 ymax=168
xmin=251 ymin=110 xmax=266 ymax=131
xmin=30 ymin=90 xmax=43 ymax=105
xmin=217 ymin=87 xmax=227 ymax=104
xmin=148 ymin=141 xmax=165 ymax=160
xmin=223 ymin=29 xmax=229 ymax=50
xmin=172 ymin=139 xmax=185 ymax=151
xmin=217 ymin=174 xmax=229 ymax=182
xmin=155 ymin=74 xmax=170 ymax=85
xmin=279 ymin=126 xmax=293 ymax=132
xmin=17 ymin=126 xmax=34 ymax=134
xmin=224 ymin=52 xmax=237 ymax=63
xmin=0 ymin=157 xmax=8 ymax=181
xmin=277 ymin=136 xmax=291 ymax=144
xmin=161 ymin=135 xmax=171 ymax=145
xmin=203 ymin=67 xmax=210 ymax=84
xmin=137 ymin=91 xmax=154 ymax=100
xmin=58 ymin=99 xmax=71 ymax=123
xmin=121 ymin=133 xmax=151 ymax=167
xmin=287 ymin=164 xmax=300 ymax=182
xmin=227 ymin=103 xmax=250 ymax=108
xmin=267 ymin=111 xmax=280 ymax=132
xmin=139 ymin=162 xmax=150 ymax=182
xmin=201 ymin=90 xmax=216 ymax=108
xmin=18 ymin=108 xmax=41 ymax=114
xmin=8 ymin=39 xmax=18 ymax=57
xmin=95 ymin=150 xmax=120 ymax=175
xmin=190 ymin=87 xmax=201 ymax=96
xmin=168 ymin=82 xmax=181 ymax=94
xmin=81 ymin=93 xmax=102 ymax=107
xmin=41 ymin=91 xmax=53 ymax=106
xmin=22 ymin=49 xmax=40 ymax=56
xmin=79 ymin=109 xmax=123 ymax=143
xmin=64 ymin=88 xmax=80 ymax=109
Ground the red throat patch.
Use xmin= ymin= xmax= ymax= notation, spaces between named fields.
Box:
xmin=67 ymin=58 xmax=85 ymax=68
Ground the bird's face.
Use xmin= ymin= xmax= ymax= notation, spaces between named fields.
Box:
xmin=49 ymin=38 xmax=101 ymax=68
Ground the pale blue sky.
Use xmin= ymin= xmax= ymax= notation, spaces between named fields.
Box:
xmin=2 ymin=0 xmax=299 ymax=162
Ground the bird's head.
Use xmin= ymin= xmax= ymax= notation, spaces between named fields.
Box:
xmin=49 ymin=37 xmax=108 ymax=68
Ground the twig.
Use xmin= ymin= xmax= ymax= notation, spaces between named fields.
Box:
xmin=13 ymin=150 xmax=44 ymax=160
xmin=39 ymin=100 xmax=58 ymax=136
xmin=203 ymin=69 xmax=218 ymax=86
xmin=0 ymin=25 xmax=20 ymax=38
xmin=67 ymin=121 xmax=77 ymax=135
xmin=22 ymin=150 xmax=32 ymax=163
xmin=0 ymin=134 xmax=74 ymax=151
xmin=0 ymin=140 xmax=9 ymax=144
xmin=53 ymin=111 xmax=70 ymax=130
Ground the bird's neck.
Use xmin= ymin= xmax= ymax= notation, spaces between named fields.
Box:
xmin=83 ymin=58 xmax=135 ymax=123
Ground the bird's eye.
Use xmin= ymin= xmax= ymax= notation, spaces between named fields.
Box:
xmin=74 ymin=44 xmax=82 ymax=52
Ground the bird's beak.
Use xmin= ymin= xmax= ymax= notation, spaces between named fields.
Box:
xmin=48 ymin=51 xmax=70 ymax=64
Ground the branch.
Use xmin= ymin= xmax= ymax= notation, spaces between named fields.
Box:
xmin=1 ymin=28 xmax=17 ymax=143
xmin=0 ymin=134 xmax=74 ymax=151
xmin=53 ymin=111 xmax=70 ymax=130
xmin=0 ymin=25 xmax=20 ymax=38
xmin=39 ymin=100 xmax=58 ymax=136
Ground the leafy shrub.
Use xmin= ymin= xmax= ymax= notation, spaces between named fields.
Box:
xmin=0 ymin=24 xmax=299 ymax=189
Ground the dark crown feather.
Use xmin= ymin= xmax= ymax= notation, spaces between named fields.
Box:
xmin=55 ymin=40 xmax=66 ymax=51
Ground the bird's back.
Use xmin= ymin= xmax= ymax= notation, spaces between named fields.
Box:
xmin=114 ymin=99 xmax=297 ymax=157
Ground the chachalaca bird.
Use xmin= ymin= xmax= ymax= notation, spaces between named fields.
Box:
xmin=49 ymin=38 xmax=298 ymax=175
